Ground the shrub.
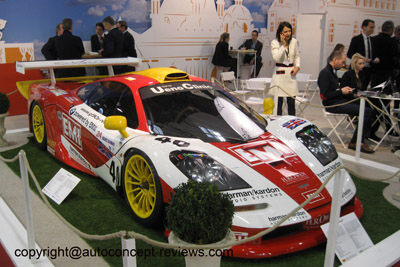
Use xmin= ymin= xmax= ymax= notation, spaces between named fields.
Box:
xmin=0 ymin=92 xmax=10 ymax=114
xmin=166 ymin=180 xmax=234 ymax=244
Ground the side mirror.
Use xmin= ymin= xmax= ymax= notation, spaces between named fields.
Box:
xmin=104 ymin=116 xmax=129 ymax=138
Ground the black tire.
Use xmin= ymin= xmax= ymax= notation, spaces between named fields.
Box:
xmin=30 ymin=102 xmax=47 ymax=151
xmin=122 ymin=149 xmax=164 ymax=226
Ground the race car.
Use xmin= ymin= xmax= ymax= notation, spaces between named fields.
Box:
xmin=16 ymin=59 xmax=363 ymax=258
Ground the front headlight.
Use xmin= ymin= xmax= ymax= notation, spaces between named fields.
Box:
xmin=170 ymin=151 xmax=251 ymax=191
xmin=296 ymin=125 xmax=338 ymax=166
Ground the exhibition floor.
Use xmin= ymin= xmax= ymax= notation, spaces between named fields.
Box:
xmin=0 ymin=97 xmax=399 ymax=266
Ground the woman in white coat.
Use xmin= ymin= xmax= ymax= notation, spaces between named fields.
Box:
xmin=271 ymin=21 xmax=300 ymax=115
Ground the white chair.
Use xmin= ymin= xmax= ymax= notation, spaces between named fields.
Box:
xmin=220 ymin=71 xmax=238 ymax=92
xmin=245 ymin=78 xmax=273 ymax=113
xmin=317 ymin=87 xmax=356 ymax=149
xmin=295 ymin=73 xmax=316 ymax=118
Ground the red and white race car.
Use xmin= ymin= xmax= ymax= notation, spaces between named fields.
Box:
xmin=16 ymin=59 xmax=363 ymax=258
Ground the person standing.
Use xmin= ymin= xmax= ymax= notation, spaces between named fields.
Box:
xmin=100 ymin=16 xmax=124 ymax=74
xmin=270 ymin=21 xmax=300 ymax=116
xmin=371 ymin=20 xmax=396 ymax=87
xmin=393 ymin=25 xmax=400 ymax=93
xmin=212 ymin=32 xmax=237 ymax=77
xmin=91 ymin=22 xmax=105 ymax=52
xmin=347 ymin=19 xmax=378 ymax=88
xmin=239 ymin=30 xmax=263 ymax=77
xmin=116 ymin=20 xmax=137 ymax=72
xmin=41 ymin=23 xmax=63 ymax=60
xmin=54 ymin=18 xmax=85 ymax=78
xmin=318 ymin=51 xmax=375 ymax=153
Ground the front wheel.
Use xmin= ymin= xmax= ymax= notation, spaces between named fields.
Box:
xmin=122 ymin=149 xmax=164 ymax=226
xmin=30 ymin=102 xmax=47 ymax=150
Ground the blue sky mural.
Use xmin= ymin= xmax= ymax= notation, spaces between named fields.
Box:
xmin=0 ymin=0 xmax=273 ymax=59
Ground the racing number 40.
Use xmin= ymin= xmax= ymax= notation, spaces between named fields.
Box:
xmin=110 ymin=161 xmax=120 ymax=186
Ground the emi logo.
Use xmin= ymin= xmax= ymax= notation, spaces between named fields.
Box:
xmin=62 ymin=114 xmax=82 ymax=150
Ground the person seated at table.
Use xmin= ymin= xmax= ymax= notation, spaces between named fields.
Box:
xmin=340 ymin=53 xmax=381 ymax=142
xmin=239 ymin=30 xmax=263 ymax=77
xmin=318 ymin=50 xmax=375 ymax=153
xmin=212 ymin=32 xmax=237 ymax=78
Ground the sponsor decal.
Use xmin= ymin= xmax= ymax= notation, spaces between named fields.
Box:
xmin=226 ymin=188 xmax=283 ymax=203
xmin=101 ymin=136 xmax=115 ymax=147
xmin=47 ymin=138 xmax=56 ymax=149
xmin=229 ymin=141 xmax=294 ymax=167
xmin=316 ymin=161 xmax=341 ymax=179
xmin=301 ymin=188 xmax=325 ymax=204
xmin=69 ymin=106 xmax=102 ymax=133
xmin=140 ymin=81 xmax=217 ymax=99
xmin=281 ymin=172 xmax=308 ymax=185
xmin=233 ymin=231 xmax=249 ymax=241
xmin=62 ymin=114 xmax=82 ymax=150
xmin=98 ymin=141 xmax=113 ymax=159
xmin=57 ymin=111 xmax=62 ymax=120
xmin=155 ymin=137 xmax=190 ymax=147
xmin=47 ymin=145 xmax=55 ymax=156
xmin=268 ymin=210 xmax=309 ymax=225
xmin=149 ymin=83 xmax=212 ymax=94
xmin=282 ymin=118 xmax=306 ymax=130
xmin=50 ymin=89 xmax=68 ymax=96
xmin=303 ymin=214 xmax=330 ymax=229
xmin=64 ymin=96 xmax=79 ymax=103
xmin=68 ymin=142 xmax=91 ymax=170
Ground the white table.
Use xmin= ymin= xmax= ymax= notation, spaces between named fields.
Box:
xmin=229 ymin=49 xmax=257 ymax=81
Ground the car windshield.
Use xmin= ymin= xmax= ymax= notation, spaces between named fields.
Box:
xmin=140 ymin=81 xmax=267 ymax=143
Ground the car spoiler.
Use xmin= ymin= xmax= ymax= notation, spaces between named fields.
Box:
xmin=15 ymin=57 xmax=141 ymax=88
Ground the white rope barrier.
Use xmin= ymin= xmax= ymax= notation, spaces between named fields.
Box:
xmin=0 ymin=150 xmax=399 ymax=250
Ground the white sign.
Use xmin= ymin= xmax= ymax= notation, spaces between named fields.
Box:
xmin=42 ymin=168 xmax=80 ymax=205
xmin=321 ymin=212 xmax=374 ymax=264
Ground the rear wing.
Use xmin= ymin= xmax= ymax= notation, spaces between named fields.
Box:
xmin=15 ymin=57 xmax=141 ymax=88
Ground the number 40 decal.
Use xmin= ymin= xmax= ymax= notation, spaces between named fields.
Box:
xmin=155 ymin=137 xmax=190 ymax=147
xmin=109 ymin=161 xmax=120 ymax=186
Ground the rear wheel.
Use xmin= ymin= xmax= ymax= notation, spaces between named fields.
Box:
xmin=30 ymin=102 xmax=47 ymax=150
xmin=122 ymin=149 xmax=164 ymax=226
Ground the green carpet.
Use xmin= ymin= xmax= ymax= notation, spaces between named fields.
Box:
xmin=1 ymin=139 xmax=399 ymax=267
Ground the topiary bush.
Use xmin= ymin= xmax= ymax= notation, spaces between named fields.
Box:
xmin=166 ymin=180 xmax=234 ymax=244
xmin=0 ymin=92 xmax=10 ymax=114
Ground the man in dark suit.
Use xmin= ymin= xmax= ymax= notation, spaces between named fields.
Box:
xmin=239 ymin=30 xmax=263 ymax=77
xmin=371 ymin=20 xmax=396 ymax=87
xmin=117 ymin=20 xmax=137 ymax=72
xmin=41 ymin=23 xmax=63 ymax=60
xmin=90 ymin=22 xmax=104 ymax=52
xmin=101 ymin=16 xmax=124 ymax=74
xmin=347 ymin=19 xmax=378 ymax=88
xmin=54 ymin=18 xmax=85 ymax=78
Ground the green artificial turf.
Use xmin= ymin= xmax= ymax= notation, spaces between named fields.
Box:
xmin=1 ymin=139 xmax=399 ymax=267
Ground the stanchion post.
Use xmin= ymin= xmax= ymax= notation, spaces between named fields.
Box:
xmin=356 ymin=97 xmax=365 ymax=160
xmin=121 ymin=237 xmax=137 ymax=267
xmin=324 ymin=168 xmax=345 ymax=267
xmin=19 ymin=150 xmax=36 ymax=251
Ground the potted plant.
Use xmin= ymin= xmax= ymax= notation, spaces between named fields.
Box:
xmin=166 ymin=180 xmax=235 ymax=267
xmin=0 ymin=91 xmax=10 ymax=147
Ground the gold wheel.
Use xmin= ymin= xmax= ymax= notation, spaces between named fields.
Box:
xmin=123 ymin=152 xmax=162 ymax=223
xmin=30 ymin=102 xmax=47 ymax=150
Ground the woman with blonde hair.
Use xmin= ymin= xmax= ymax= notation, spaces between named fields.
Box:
xmin=341 ymin=53 xmax=381 ymax=142
xmin=212 ymin=32 xmax=237 ymax=77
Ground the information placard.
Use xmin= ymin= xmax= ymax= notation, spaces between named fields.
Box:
xmin=321 ymin=212 xmax=373 ymax=264
xmin=42 ymin=168 xmax=80 ymax=205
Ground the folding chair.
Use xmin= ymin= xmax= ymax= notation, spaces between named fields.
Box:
xmin=245 ymin=78 xmax=273 ymax=113
xmin=317 ymin=87 xmax=356 ymax=148
xmin=220 ymin=71 xmax=238 ymax=92
xmin=295 ymin=73 xmax=315 ymax=118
